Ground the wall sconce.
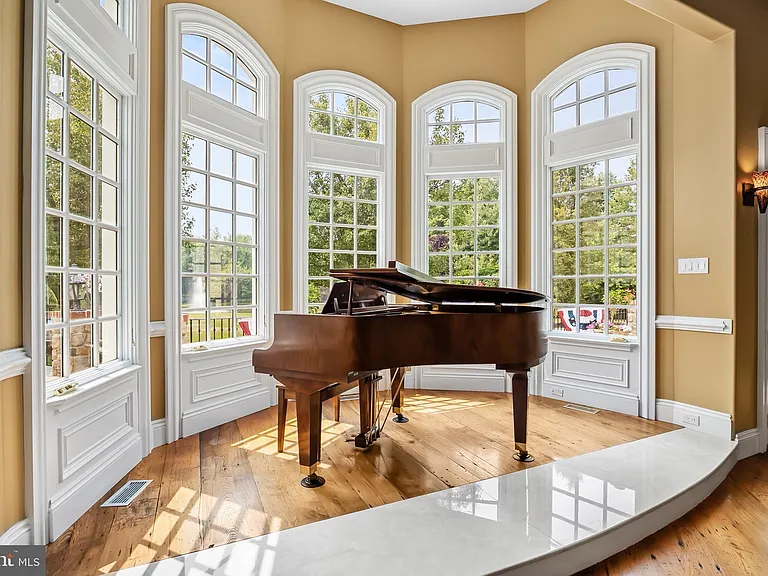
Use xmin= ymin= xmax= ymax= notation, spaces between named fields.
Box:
xmin=743 ymin=171 xmax=768 ymax=213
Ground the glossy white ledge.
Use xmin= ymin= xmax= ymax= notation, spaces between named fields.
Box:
xmin=111 ymin=428 xmax=736 ymax=576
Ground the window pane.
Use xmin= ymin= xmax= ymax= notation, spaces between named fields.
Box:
xmin=478 ymin=254 xmax=499 ymax=277
xmin=579 ymin=72 xmax=605 ymax=99
xmin=69 ymin=166 xmax=92 ymax=218
xmin=477 ymin=228 xmax=499 ymax=251
xmin=182 ymin=34 xmax=206 ymax=59
xmin=452 ymin=204 xmax=474 ymax=227
xmin=99 ymin=319 xmax=118 ymax=364
xmin=477 ymin=203 xmax=498 ymax=226
xmin=69 ymin=273 xmax=93 ymax=318
xmin=552 ymin=167 xmax=576 ymax=193
xmin=477 ymin=178 xmax=499 ymax=201
xmin=333 ymin=173 xmax=354 ymax=198
xmin=452 ymin=254 xmax=475 ymax=277
xmin=210 ymin=243 xmax=233 ymax=274
xmin=553 ymin=195 xmax=575 ymax=221
xmin=333 ymin=253 xmax=354 ymax=269
xmin=553 ymin=223 xmax=576 ymax=249
xmin=182 ymin=54 xmax=206 ymax=89
xmin=210 ymin=143 xmax=233 ymax=177
xmin=46 ymin=273 xmax=63 ymax=323
xmin=553 ymin=251 xmax=575 ymax=276
xmin=333 ymin=93 xmax=355 ymax=114
xmin=98 ymin=86 xmax=118 ymax=137
xmin=428 ymin=180 xmax=450 ymax=203
xmin=580 ymin=97 xmax=605 ymax=125
xmin=237 ymin=59 xmax=256 ymax=87
xmin=182 ymin=240 xmax=206 ymax=273
xmin=210 ymin=310 xmax=233 ymax=340
xmin=579 ymin=161 xmax=605 ymax=189
xmin=580 ymin=249 xmax=604 ymax=275
xmin=46 ymin=156 xmax=62 ymax=209
xmin=553 ymin=105 xmax=576 ymax=132
xmin=579 ymin=220 xmax=604 ymax=247
xmin=609 ymin=87 xmax=637 ymax=117
xmin=309 ymin=111 xmax=331 ymax=134
xmin=333 ymin=227 xmax=354 ymax=250
xmin=182 ymin=134 xmax=206 ymax=169
xmin=310 ymin=92 xmax=331 ymax=110
xmin=477 ymin=102 xmax=500 ymax=120
xmin=210 ymin=177 xmax=233 ymax=210
xmin=99 ymin=274 xmax=118 ymax=317
xmin=236 ymin=184 xmax=256 ymax=214
xmin=308 ymin=279 xmax=329 ymax=304
xmin=357 ymin=228 xmax=376 ymax=252
xmin=609 ymin=248 xmax=637 ymax=274
xmin=451 ymin=123 xmax=475 ymax=144
xmin=309 ymin=198 xmax=330 ymax=223
xmin=553 ymin=83 xmax=576 ymax=108
xmin=609 ymin=308 xmax=636 ymax=336
xmin=452 ymin=101 xmax=474 ymax=122
xmin=46 ymin=99 xmax=63 ymax=152
xmin=358 ymin=254 xmax=377 ymax=268
xmin=333 ymin=116 xmax=355 ymax=138
xmin=553 ymin=279 xmax=576 ymax=304
xmin=182 ymin=205 xmax=206 ymax=238
xmin=236 ymin=215 xmax=256 ymax=244
xmin=183 ymin=311 xmax=207 ymax=344
xmin=609 ymin=185 xmax=637 ymax=214
xmin=211 ymin=41 xmax=233 ymax=74
xmin=69 ymin=114 xmax=93 ymax=168
xmin=46 ymin=215 xmax=62 ymax=266
xmin=357 ymin=98 xmax=378 ymax=119
xmin=237 ymin=246 xmax=255 ymax=274
xmin=99 ymin=182 xmax=118 ymax=226
xmin=308 ymin=252 xmax=330 ymax=277
xmin=236 ymin=84 xmax=257 ymax=113
xmin=580 ymin=279 xmax=605 ymax=305
xmin=211 ymin=70 xmax=233 ymax=102
xmin=357 ymin=177 xmax=377 ymax=201
xmin=237 ymin=277 xmax=255 ymax=306
xmin=47 ymin=42 xmax=64 ymax=96
xmin=609 ymin=155 xmax=636 ymax=184
xmin=429 ymin=255 xmax=449 ymax=277
xmin=428 ymin=124 xmax=451 ymax=145
xmin=98 ymin=228 xmax=118 ymax=271
xmin=236 ymin=309 xmax=257 ymax=336
xmin=69 ymin=62 xmax=93 ymax=119
xmin=46 ymin=329 xmax=63 ymax=381
xmin=308 ymin=225 xmax=330 ymax=250
xmin=428 ymin=105 xmax=449 ymax=124
xmin=608 ymin=69 xmax=636 ymax=90
xmin=454 ymin=229 xmax=474 ymax=252
xmin=477 ymin=122 xmax=500 ymax=143
xmin=310 ymin=171 xmax=331 ymax=196
xmin=69 ymin=221 xmax=92 ymax=268
xmin=580 ymin=190 xmax=605 ymax=218
xmin=210 ymin=210 xmax=232 ymax=240
xmin=333 ymin=200 xmax=353 ymax=224
xmin=580 ymin=307 xmax=605 ymax=333
xmin=182 ymin=170 xmax=206 ymax=205
xmin=70 ymin=323 xmax=94 ymax=374
xmin=608 ymin=216 xmax=637 ymax=245
xmin=98 ymin=134 xmax=118 ymax=181
xmin=182 ymin=277 xmax=206 ymax=308
xmin=357 ymin=120 xmax=377 ymax=142
xmin=608 ymin=278 xmax=637 ymax=306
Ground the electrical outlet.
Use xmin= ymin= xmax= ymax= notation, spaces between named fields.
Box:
xmin=682 ymin=413 xmax=700 ymax=426
xmin=551 ymin=387 xmax=564 ymax=398
xmin=677 ymin=258 xmax=709 ymax=274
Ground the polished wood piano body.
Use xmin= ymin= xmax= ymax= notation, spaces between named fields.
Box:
xmin=252 ymin=262 xmax=548 ymax=487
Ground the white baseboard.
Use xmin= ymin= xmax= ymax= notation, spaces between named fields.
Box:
xmin=0 ymin=518 xmax=32 ymax=545
xmin=181 ymin=388 xmax=271 ymax=437
xmin=543 ymin=380 xmax=639 ymax=416
xmin=656 ymin=399 xmax=732 ymax=439
xmin=151 ymin=418 xmax=166 ymax=449
xmin=735 ymin=428 xmax=761 ymax=460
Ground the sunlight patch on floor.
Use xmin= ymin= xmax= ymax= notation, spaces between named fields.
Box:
xmin=406 ymin=394 xmax=495 ymax=414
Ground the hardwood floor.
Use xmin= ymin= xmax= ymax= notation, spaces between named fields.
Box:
xmin=580 ymin=450 xmax=768 ymax=576
xmin=46 ymin=390 xmax=676 ymax=575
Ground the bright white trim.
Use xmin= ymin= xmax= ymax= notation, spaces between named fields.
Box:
xmin=151 ymin=418 xmax=167 ymax=449
xmin=0 ymin=349 xmax=31 ymax=382
xmin=292 ymin=70 xmax=396 ymax=312
xmin=0 ymin=519 xmax=33 ymax=546
xmin=150 ymin=322 xmax=166 ymax=338
xmin=164 ymin=4 xmax=280 ymax=443
xmin=656 ymin=399 xmax=733 ymax=440
xmin=411 ymin=80 xmax=518 ymax=287
xmin=546 ymin=333 xmax=637 ymax=352
xmin=530 ymin=44 xmax=656 ymax=420
xmin=736 ymin=428 xmax=760 ymax=460
xmin=757 ymin=126 xmax=768 ymax=453
xmin=655 ymin=315 xmax=733 ymax=334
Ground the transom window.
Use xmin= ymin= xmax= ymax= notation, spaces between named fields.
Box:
xmin=552 ymin=68 xmax=637 ymax=132
xmin=44 ymin=40 xmax=122 ymax=381
xmin=427 ymin=100 xmax=501 ymax=145
xmin=307 ymin=171 xmax=379 ymax=313
xmin=550 ymin=154 xmax=638 ymax=336
xmin=180 ymin=134 xmax=259 ymax=343
xmin=181 ymin=33 xmax=258 ymax=114
xmin=427 ymin=177 xmax=501 ymax=286
xmin=308 ymin=92 xmax=379 ymax=142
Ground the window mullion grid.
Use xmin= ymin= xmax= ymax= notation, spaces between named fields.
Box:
xmin=602 ymin=171 xmax=609 ymax=335
xmin=574 ymin=167 xmax=581 ymax=334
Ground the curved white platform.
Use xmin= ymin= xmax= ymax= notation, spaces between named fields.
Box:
xmin=112 ymin=429 xmax=737 ymax=576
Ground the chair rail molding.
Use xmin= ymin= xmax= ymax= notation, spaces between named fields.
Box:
xmin=655 ymin=315 xmax=733 ymax=334
xmin=149 ymin=322 xmax=166 ymax=338
xmin=0 ymin=348 xmax=31 ymax=382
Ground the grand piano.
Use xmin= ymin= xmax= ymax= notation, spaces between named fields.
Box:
xmin=252 ymin=262 xmax=548 ymax=487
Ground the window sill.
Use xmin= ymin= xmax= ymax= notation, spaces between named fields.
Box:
xmin=181 ymin=337 xmax=270 ymax=362
xmin=46 ymin=363 xmax=141 ymax=409
xmin=546 ymin=332 xmax=638 ymax=351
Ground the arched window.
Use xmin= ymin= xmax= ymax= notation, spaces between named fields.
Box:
xmin=164 ymin=5 xmax=279 ymax=440
xmin=412 ymin=82 xmax=517 ymax=288
xmin=531 ymin=44 xmax=655 ymax=418
xmin=293 ymin=71 xmax=396 ymax=313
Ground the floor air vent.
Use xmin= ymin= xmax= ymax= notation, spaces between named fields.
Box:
xmin=564 ymin=404 xmax=600 ymax=415
xmin=101 ymin=480 xmax=152 ymax=507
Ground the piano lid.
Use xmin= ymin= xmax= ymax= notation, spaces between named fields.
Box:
xmin=329 ymin=261 xmax=547 ymax=305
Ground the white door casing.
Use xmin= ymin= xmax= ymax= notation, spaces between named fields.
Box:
xmin=165 ymin=4 xmax=280 ymax=440
xmin=410 ymin=81 xmax=517 ymax=392
xmin=757 ymin=126 xmax=768 ymax=452
xmin=531 ymin=44 xmax=656 ymax=418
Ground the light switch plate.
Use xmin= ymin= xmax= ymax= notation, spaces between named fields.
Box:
xmin=677 ymin=257 xmax=709 ymax=274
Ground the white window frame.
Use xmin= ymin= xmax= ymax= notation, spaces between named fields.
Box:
xmin=531 ymin=43 xmax=655 ymax=418
xmin=164 ymin=4 xmax=279 ymax=442
xmin=24 ymin=0 xmax=150 ymax=543
xmin=411 ymin=81 xmax=518 ymax=287
xmin=293 ymin=71 xmax=396 ymax=312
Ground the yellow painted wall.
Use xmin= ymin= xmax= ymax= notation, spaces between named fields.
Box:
xmin=0 ymin=0 xmax=26 ymax=535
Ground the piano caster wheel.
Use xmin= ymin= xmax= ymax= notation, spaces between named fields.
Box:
xmin=392 ymin=413 xmax=409 ymax=423
xmin=301 ymin=473 xmax=326 ymax=488
xmin=513 ymin=452 xmax=535 ymax=463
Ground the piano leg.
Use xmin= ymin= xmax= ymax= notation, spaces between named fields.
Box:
xmin=510 ymin=371 xmax=535 ymax=463
xmin=391 ymin=367 xmax=408 ymax=423
xmin=356 ymin=376 xmax=374 ymax=448
xmin=277 ymin=386 xmax=287 ymax=453
xmin=295 ymin=390 xmax=326 ymax=488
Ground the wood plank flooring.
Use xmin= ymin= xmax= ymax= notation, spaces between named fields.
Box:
xmin=580 ymin=450 xmax=768 ymax=576
xmin=46 ymin=390 xmax=677 ymax=575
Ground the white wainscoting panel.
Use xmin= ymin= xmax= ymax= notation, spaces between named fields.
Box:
xmin=181 ymin=347 xmax=273 ymax=437
xmin=551 ymin=351 xmax=629 ymax=389
xmin=46 ymin=368 xmax=143 ymax=540
xmin=424 ymin=142 xmax=503 ymax=173
xmin=656 ymin=399 xmax=733 ymax=439
xmin=152 ymin=419 xmax=167 ymax=449
xmin=415 ymin=365 xmax=507 ymax=393
xmin=655 ymin=315 xmax=733 ymax=334
xmin=306 ymin=132 xmax=384 ymax=172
